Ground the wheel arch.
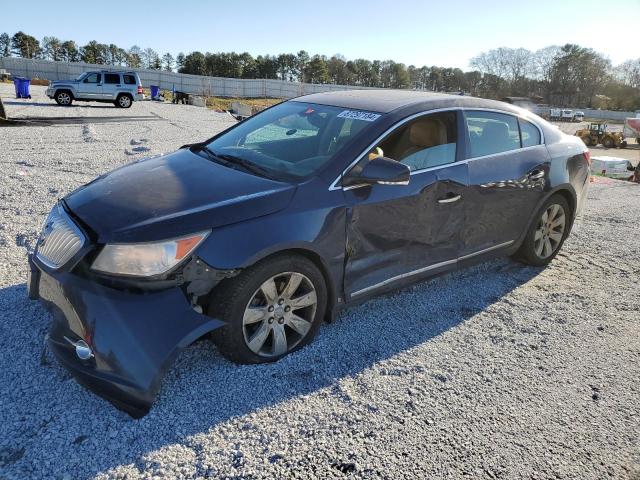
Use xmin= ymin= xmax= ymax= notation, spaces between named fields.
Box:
xmin=55 ymin=88 xmax=75 ymax=99
xmin=243 ymin=246 xmax=337 ymax=322
xmin=512 ymin=184 xmax=577 ymax=252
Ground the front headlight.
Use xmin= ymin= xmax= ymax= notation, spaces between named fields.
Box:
xmin=91 ymin=231 xmax=209 ymax=277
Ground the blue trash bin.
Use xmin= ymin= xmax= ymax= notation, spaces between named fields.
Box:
xmin=150 ymin=85 xmax=160 ymax=99
xmin=13 ymin=77 xmax=31 ymax=99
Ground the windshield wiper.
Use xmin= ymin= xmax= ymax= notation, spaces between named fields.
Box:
xmin=205 ymin=148 xmax=273 ymax=179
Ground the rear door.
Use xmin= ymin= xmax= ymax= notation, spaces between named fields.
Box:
xmin=77 ymin=73 xmax=102 ymax=99
xmin=343 ymin=110 xmax=468 ymax=299
xmin=102 ymin=73 xmax=122 ymax=100
xmin=462 ymin=110 xmax=549 ymax=256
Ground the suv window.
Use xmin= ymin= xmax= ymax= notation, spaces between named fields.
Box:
xmin=465 ymin=111 xmax=520 ymax=157
xmin=83 ymin=73 xmax=101 ymax=84
xmin=104 ymin=73 xmax=121 ymax=84
xmin=123 ymin=74 xmax=136 ymax=85
xmin=366 ymin=111 xmax=457 ymax=171
xmin=519 ymin=119 xmax=541 ymax=147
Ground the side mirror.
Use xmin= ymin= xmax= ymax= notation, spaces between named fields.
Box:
xmin=343 ymin=156 xmax=410 ymax=188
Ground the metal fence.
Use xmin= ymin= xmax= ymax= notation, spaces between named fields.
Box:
xmin=0 ymin=57 xmax=377 ymax=99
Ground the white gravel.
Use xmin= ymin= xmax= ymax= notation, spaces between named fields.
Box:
xmin=1 ymin=85 xmax=639 ymax=480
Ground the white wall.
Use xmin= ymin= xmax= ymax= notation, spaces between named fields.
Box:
xmin=0 ymin=57 xmax=377 ymax=99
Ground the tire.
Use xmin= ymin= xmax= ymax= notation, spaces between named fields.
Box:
xmin=209 ymin=254 xmax=327 ymax=364
xmin=514 ymin=194 xmax=572 ymax=267
xmin=620 ymin=140 xmax=627 ymax=148
xmin=602 ymin=136 xmax=614 ymax=148
xmin=115 ymin=94 xmax=132 ymax=108
xmin=54 ymin=90 xmax=73 ymax=106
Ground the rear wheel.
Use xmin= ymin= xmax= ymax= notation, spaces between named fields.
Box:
xmin=514 ymin=194 xmax=571 ymax=266
xmin=115 ymin=94 xmax=132 ymax=108
xmin=209 ymin=254 xmax=327 ymax=364
xmin=54 ymin=90 xmax=73 ymax=106
xmin=580 ymin=135 xmax=592 ymax=146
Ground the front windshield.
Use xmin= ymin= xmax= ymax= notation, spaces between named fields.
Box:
xmin=205 ymin=102 xmax=379 ymax=180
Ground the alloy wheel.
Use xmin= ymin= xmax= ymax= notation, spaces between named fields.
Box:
xmin=119 ymin=96 xmax=131 ymax=107
xmin=58 ymin=92 xmax=71 ymax=105
xmin=242 ymin=272 xmax=317 ymax=358
xmin=534 ymin=203 xmax=566 ymax=259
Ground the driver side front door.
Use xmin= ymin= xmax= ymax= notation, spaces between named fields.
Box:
xmin=343 ymin=110 xmax=468 ymax=300
xmin=77 ymin=73 xmax=103 ymax=99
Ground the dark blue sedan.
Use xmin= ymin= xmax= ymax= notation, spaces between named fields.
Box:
xmin=28 ymin=90 xmax=591 ymax=416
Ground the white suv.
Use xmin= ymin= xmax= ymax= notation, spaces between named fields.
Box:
xmin=46 ymin=71 xmax=145 ymax=108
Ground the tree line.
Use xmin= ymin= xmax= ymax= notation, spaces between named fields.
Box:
xmin=1 ymin=31 xmax=639 ymax=110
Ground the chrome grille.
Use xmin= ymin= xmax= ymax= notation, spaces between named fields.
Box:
xmin=35 ymin=204 xmax=85 ymax=269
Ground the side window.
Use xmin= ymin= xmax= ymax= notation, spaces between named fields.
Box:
xmin=366 ymin=111 xmax=457 ymax=171
xmin=104 ymin=73 xmax=121 ymax=84
xmin=83 ymin=73 xmax=101 ymax=84
xmin=123 ymin=75 xmax=136 ymax=85
xmin=465 ymin=111 xmax=520 ymax=157
xmin=519 ymin=119 xmax=541 ymax=147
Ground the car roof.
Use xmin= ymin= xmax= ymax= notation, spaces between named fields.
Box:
xmin=291 ymin=89 xmax=518 ymax=114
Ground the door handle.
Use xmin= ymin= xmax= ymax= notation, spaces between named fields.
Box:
xmin=437 ymin=194 xmax=461 ymax=204
xmin=528 ymin=169 xmax=545 ymax=180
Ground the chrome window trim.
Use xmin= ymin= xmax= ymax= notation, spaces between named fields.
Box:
xmin=329 ymin=107 xmax=546 ymax=191
xmin=349 ymin=240 xmax=514 ymax=298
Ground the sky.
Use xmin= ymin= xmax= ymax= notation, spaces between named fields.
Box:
xmin=1 ymin=0 xmax=639 ymax=69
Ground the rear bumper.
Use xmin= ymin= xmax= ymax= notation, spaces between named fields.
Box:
xmin=28 ymin=254 xmax=224 ymax=417
xmin=135 ymin=93 xmax=145 ymax=101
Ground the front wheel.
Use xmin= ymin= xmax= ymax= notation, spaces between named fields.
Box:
xmin=602 ymin=136 xmax=614 ymax=148
xmin=514 ymin=194 xmax=571 ymax=266
xmin=210 ymin=254 xmax=327 ymax=364
xmin=54 ymin=90 xmax=73 ymax=106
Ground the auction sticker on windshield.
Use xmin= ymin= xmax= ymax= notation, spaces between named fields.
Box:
xmin=337 ymin=110 xmax=381 ymax=122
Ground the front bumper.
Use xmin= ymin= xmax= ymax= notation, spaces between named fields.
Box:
xmin=28 ymin=254 xmax=224 ymax=417
xmin=45 ymin=88 xmax=53 ymax=98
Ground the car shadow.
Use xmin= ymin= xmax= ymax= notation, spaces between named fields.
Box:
xmin=2 ymin=100 xmax=116 ymax=109
xmin=0 ymin=258 xmax=541 ymax=478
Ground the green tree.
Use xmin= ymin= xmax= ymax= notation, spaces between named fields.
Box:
xmin=162 ymin=53 xmax=174 ymax=71
xmin=60 ymin=40 xmax=79 ymax=62
xmin=11 ymin=31 xmax=40 ymax=58
xmin=180 ymin=51 xmax=206 ymax=75
xmin=304 ymin=55 xmax=329 ymax=83
xmin=42 ymin=36 xmax=62 ymax=61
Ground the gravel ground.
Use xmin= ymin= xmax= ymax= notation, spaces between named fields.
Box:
xmin=1 ymin=85 xmax=639 ymax=479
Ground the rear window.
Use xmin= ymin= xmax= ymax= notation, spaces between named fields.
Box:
xmin=519 ymin=119 xmax=541 ymax=147
xmin=104 ymin=73 xmax=120 ymax=84
xmin=465 ymin=111 xmax=520 ymax=157
xmin=123 ymin=75 xmax=136 ymax=85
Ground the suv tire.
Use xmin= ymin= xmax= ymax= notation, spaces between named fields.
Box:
xmin=115 ymin=94 xmax=133 ymax=108
xmin=54 ymin=90 xmax=73 ymax=106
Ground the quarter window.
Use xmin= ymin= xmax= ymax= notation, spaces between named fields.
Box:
xmin=366 ymin=111 xmax=457 ymax=171
xmin=104 ymin=73 xmax=121 ymax=84
xmin=519 ymin=119 xmax=541 ymax=147
xmin=123 ymin=75 xmax=136 ymax=85
xmin=83 ymin=73 xmax=101 ymax=84
xmin=465 ymin=111 xmax=520 ymax=157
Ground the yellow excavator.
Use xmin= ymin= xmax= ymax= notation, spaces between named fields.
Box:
xmin=575 ymin=122 xmax=627 ymax=148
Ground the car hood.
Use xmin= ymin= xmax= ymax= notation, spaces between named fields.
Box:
xmin=64 ymin=148 xmax=296 ymax=243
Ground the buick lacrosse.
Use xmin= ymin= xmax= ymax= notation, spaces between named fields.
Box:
xmin=28 ymin=90 xmax=590 ymax=416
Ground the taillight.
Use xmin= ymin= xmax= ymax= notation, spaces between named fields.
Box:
xmin=583 ymin=151 xmax=591 ymax=165
xmin=137 ymin=86 xmax=143 ymax=94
